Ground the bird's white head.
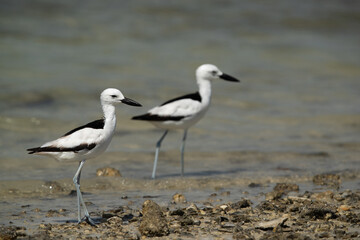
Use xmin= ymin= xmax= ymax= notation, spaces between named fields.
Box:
xmin=100 ymin=88 xmax=142 ymax=107
xmin=196 ymin=64 xmax=240 ymax=83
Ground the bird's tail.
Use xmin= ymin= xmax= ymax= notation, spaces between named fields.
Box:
xmin=27 ymin=147 xmax=41 ymax=154
xmin=132 ymin=113 xmax=151 ymax=120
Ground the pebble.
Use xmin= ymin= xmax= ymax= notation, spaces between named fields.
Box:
xmin=273 ymin=183 xmax=299 ymax=193
xmin=255 ymin=215 xmax=289 ymax=230
xmin=186 ymin=203 xmax=199 ymax=211
xmin=220 ymin=191 xmax=231 ymax=196
xmin=172 ymin=193 xmax=186 ymax=204
xmin=265 ymin=191 xmax=284 ymax=201
xmin=312 ymin=190 xmax=334 ymax=200
xmin=313 ymin=173 xmax=341 ymax=188
xmin=42 ymin=181 xmax=64 ymax=192
xmin=338 ymin=205 xmax=351 ymax=211
xmin=107 ymin=216 xmax=123 ymax=225
xmin=230 ymin=199 xmax=252 ymax=209
xmin=219 ymin=204 xmax=229 ymax=211
xmin=96 ymin=167 xmax=121 ymax=177
xmin=221 ymin=222 xmax=235 ymax=229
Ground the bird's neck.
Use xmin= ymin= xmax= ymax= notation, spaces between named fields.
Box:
xmin=197 ymin=78 xmax=212 ymax=105
xmin=102 ymin=103 xmax=117 ymax=130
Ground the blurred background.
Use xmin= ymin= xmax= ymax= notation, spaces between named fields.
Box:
xmin=0 ymin=0 xmax=359 ymax=181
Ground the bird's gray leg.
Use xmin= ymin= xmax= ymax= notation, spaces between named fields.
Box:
xmin=180 ymin=129 xmax=188 ymax=177
xmin=73 ymin=161 xmax=84 ymax=223
xmin=72 ymin=160 xmax=96 ymax=225
xmin=152 ymin=130 xmax=168 ymax=179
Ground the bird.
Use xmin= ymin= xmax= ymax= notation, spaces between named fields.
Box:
xmin=27 ymin=88 xmax=142 ymax=225
xmin=132 ymin=64 xmax=239 ymax=179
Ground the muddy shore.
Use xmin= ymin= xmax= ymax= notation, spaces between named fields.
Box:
xmin=1 ymin=169 xmax=359 ymax=239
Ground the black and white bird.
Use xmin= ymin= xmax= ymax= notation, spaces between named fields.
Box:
xmin=27 ymin=88 xmax=142 ymax=225
xmin=132 ymin=64 xmax=239 ymax=179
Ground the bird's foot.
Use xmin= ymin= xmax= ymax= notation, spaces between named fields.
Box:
xmin=79 ymin=215 xmax=97 ymax=226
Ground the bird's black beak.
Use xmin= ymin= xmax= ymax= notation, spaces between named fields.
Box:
xmin=121 ymin=97 xmax=142 ymax=107
xmin=220 ymin=73 xmax=240 ymax=82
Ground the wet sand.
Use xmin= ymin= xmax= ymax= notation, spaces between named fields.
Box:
xmin=1 ymin=150 xmax=359 ymax=239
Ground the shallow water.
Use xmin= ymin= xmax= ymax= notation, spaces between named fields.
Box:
xmin=0 ymin=0 xmax=359 ymax=229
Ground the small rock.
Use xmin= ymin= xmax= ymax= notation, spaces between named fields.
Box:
xmin=38 ymin=223 xmax=50 ymax=229
xmin=102 ymin=207 xmax=124 ymax=219
xmin=335 ymin=229 xmax=346 ymax=238
xmin=316 ymin=232 xmax=330 ymax=238
xmin=96 ymin=167 xmax=121 ymax=177
xmin=300 ymin=207 xmax=337 ymax=220
xmin=170 ymin=209 xmax=185 ymax=216
xmin=230 ymin=199 xmax=252 ymax=209
xmin=314 ymin=222 xmax=331 ymax=233
xmin=248 ymin=182 xmax=262 ymax=188
xmin=143 ymin=195 xmax=158 ymax=198
xmin=43 ymin=181 xmax=64 ymax=192
xmin=233 ymin=224 xmax=254 ymax=240
xmin=221 ymin=222 xmax=235 ymax=228
xmin=199 ymin=209 xmax=207 ymax=215
xmin=32 ymin=208 xmax=41 ymax=212
xmin=273 ymin=183 xmax=299 ymax=193
xmin=220 ymin=191 xmax=231 ymax=196
xmin=172 ymin=193 xmax=186 ymax=204
xmin=193 ymin=219 xmax=201 ymax=226
xmin=338 ymin=205 xmax=351 ymax=211
xmin=216 ymin=216 xmax=229 ymax=224
xmin=179 ymin=215 xmax=194 ymax=226
xmin=122 ymin=213 xmax=135 ymax=222
xmin=343 ymin=192 xmax=360 ymax=205
xmin=257 ymin=201 xmax=281 ymax=212
xmin=230 ymin=213 xmax=251 ymax=223
xmin=139 ymin=200 xmax=169 ymax=237
xmin=46 ymin=210 xmax=59 ymax=217
xmin=186 ymin=203 xmax=199 ymax=215
xmin=219 ymin=204 xmax=229 ymax=211
xmin=256 ymin=215 xmax=289 ymax=230
xmin=265 ymin=191 xmax=284 ymax=201
xmin=312 ymin=190 xmax=334 ymax=200
xmin=107 ymin=216 xmax=123 ymax=226
xmin=170 ymin=221 xmax=181 ymax=230
xmin=313 ymin=173 xmax=341 ymax=189
xmin=287 ymin=196 xmax=311 ymax=203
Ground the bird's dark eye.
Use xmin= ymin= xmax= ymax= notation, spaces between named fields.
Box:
xmin=211 ymin=70 xmax=217 ymax=75
xmin=111 ymin=95 xmax=117 ymax=98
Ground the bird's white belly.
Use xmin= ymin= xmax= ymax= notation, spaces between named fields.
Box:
xmin=151 ymin=106 xmax=209 ymax=130
xmin=51 ymin=134 xmax=113 ymax=162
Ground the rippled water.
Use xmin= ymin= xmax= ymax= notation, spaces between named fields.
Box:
xmin=0 ymin=0 xmax=359 ymax=182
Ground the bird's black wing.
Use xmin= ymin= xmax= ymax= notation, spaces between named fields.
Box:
xmin=132 ymin=113 xmax=185 ymax=121
xmin=132 ymin=92 xmax=201 ymax=121
xmin=62 ymin=119 xmax=105 ymax=137
xmin=27 ymin=143 xmax=97 ymax=154
xmin=159 ymin=91 xmax=201 ymax=106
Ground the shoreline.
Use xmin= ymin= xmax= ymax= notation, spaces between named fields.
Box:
xmin=1 ymin=170 xmax=359 ymax=239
